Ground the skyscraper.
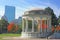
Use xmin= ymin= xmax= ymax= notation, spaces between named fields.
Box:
xmin=4 ymin=6 xmax=15 ymax=22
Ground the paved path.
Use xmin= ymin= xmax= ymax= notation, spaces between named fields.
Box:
xmin=2 ymin=37 xmax=60 ymax=40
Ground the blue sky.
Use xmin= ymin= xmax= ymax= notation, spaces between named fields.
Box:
xmin=0 ymin=0 xmax=60 ymax=19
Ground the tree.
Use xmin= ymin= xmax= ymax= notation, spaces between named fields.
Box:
xmin=52 ymin=26 xmax=55 ymax=32
xmin=0 ymin=18 xmax=9 ymax=33
xmin=58 ymin=15 xmax=60 ymax=25
xmin=17 ymin=22 xmax=22 ymax=33
xmin=45 ymin=7 xmax=58 ymax=26
xmin=0 ymin=20 xmax=2 ymax=33
xmin=7 ymin=22 xmax=18 ymax=33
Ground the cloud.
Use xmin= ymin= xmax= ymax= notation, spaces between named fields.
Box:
xmin=15 ymin=6 xmax=25 ymax=19
xmin=0 ymin=6 xmax=4 ymax=16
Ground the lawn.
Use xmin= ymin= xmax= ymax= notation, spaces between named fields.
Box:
xmin=0 ymin=33 xmax=21 ymax=40
xmin=0 ymin=33 xmax=21 ymax=37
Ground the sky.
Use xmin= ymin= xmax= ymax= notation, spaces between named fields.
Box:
xmin=0 ymin=0 xmax=60 ymax=19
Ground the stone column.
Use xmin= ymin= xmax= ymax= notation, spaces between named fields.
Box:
xmin=41 ymin=20 xmax=42 ymax=33
xmin=44 ymin=20 xmax=46 ymax=32
xmin=32 ymin=19 xmax=34 ymax=32
xmin=25 ymin=18 xmax=28 ymax=32
xmin=49 ymin=19 xmax=52 ymax=32
xmin=22 ymin=19 xmax=24 ymax=32
xmin=40 ymin=20 xmax=42 ymax=32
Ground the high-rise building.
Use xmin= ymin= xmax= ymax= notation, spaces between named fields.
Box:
xmin=4 ymin=6 xmax=15 ymax=22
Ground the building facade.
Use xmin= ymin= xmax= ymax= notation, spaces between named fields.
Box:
xmin=5 ymin=6 xmax=15 ymax=22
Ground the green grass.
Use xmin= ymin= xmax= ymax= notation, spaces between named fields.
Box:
xmin=0 ymin=33 xmax=21 ymax=37
xmin=0 ymin=33 xmax=21 ymax=40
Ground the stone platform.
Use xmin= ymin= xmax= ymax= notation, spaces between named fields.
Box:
xmin=21 ymin=32 xmax=51 ymax=38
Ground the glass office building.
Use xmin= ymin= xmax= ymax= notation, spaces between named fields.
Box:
xmin=5 ymin=6 xmax=15 ymax=22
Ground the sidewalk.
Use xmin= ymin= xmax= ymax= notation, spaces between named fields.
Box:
xmin=2 ymin=37 xmax=60 ymax=40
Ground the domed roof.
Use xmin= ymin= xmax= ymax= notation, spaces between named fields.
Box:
xmin=26 ymin=8 xmax=44 ymax=11
xmin=25 ymin=8 xmax=44 ymax=12
xmin=23 ymin=8 xmax=51 ymax=16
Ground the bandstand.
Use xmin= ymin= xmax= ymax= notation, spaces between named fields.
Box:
xmin=21 ymin=8 xmax=52 ymax=38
